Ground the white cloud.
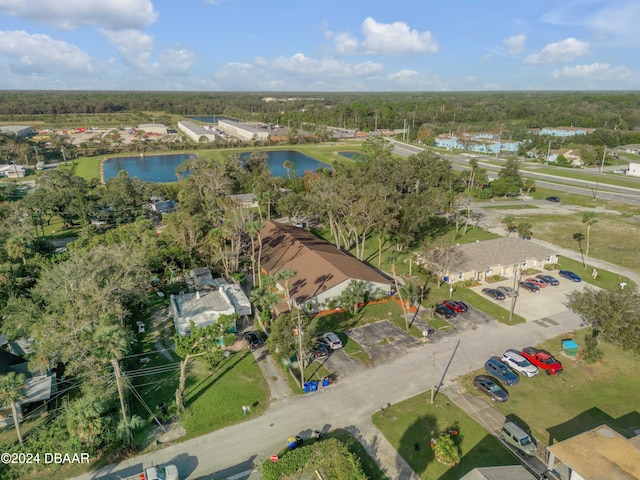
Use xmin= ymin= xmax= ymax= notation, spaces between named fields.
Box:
xmin=327 ymin=17 xmax=437 ymax=56
xmin=100 ymin=29 xmax=154 ymax=68
xmin=503 ymin=34 xmax=526 ymax=54
xmin=159 ymin=49 xmax=196 ymax=75
xmin=525 ymin=37 xmax=589 ymax=64
xmin=0 ymin=30 xmax=93 ymax=76
xmin=0 ymin=0 xmax=158 ymax=30
xmin=258 ymin=53 xmax=382 ymax=77
xmin=552 ymin=62 xmax=633 ymax=81
xmin=387 ymin=69 xmax=418 ymax=81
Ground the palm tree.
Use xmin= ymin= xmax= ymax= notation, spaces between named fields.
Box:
xmin=501 ymin=215 xmax=516 ymax=237
xmin=63 ymin=396 xmax=110 ymax=450
xmin=245 ymin=220 xmax=265 ymax=287
xmin=0 ymin=372 xmax=27 ymax=445
xmin=516 ymin=222 xmax=532 ymax=239
xmin=582 ymin=212 xmax=598 ymax=258
xmin=283 ymin=160 xmax=293 ymax=181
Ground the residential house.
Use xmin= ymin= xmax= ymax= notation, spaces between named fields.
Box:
xmin=539 ymin=126 xmax=596 ymax=137
xmin=460 ymin=465 xmax=537 ymax=480
xmin=434 ymin=131 xmax=521 ymax=154
xmin=0 ymin=347 xmax=57 ymax=428
xmin=546 ymin=149 xmax=584 ymax=167
xmin=545 ymin=425 xmax=640 ymax=480
xmin=258 ymin=221 xmax=392 ymax=313
xmin=615 ymin=144 xmax=640 ymax=155
xmin=417 ymin=237 xmax=558 ymax=284
xmin=0 ymin=164 xmax=28 ymax=178
xmin=0 ymin=125 xmax=33 ymax=137
xmin=229 ymin=193 xmax=258 ymax=209
xmin=170 ymin=268 xmax=251 ymax=335
xmin=627 ymin=162 xmax=640 ymax=177
xmin=148 ymin=198 xmax=177 ymax=216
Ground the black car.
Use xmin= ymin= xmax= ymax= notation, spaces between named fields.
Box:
xmin=435 ymin=303 xmax=457 ymax=318
xmin=482 ymin=288 xmax=506 ymax=301
xmin=545 ymin=196 xmax=560 ymax=202
xmin=536 ymin=274 xmax=559 ymax=286
xmin=314 ymin=341 xmax=330 ymax=358
xmin=473 ymin=375 xmax=509 ymax=402
xmin=243 ymin=331 xmax=263 ymax=350
xmin=519 ymin=281 xmax=540 ymax=293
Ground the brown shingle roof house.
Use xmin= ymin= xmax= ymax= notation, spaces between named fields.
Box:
xmin=259 ymin=221 xmax=392 ymax=312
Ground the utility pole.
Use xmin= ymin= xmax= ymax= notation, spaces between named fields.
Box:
xmin=593 ymin=146 xmax=607 ymax=199
xmin=430 ymin=352 xmax=436 ymax=404
xmin=508 ymin=264 xmax=520 ymax=323
xmin=111 ymin=359 xmax=129 ymax=429
xmin=297 ymin=310 xmax=304 ymax=388
xmin=546 ymin=140 xmax=551 ymax=165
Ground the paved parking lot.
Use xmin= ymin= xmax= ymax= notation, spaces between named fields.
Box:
xmin=471 ymin=273 xmax=590 ymax=322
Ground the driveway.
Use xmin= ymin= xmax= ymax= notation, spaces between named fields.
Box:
xmin=347 ymin=320 xmax=422 ymax=366
xmin=471 ymin=273 xmax=589 ymax=322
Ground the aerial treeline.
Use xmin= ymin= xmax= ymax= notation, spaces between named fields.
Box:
xmin=2 ymin=91 xmax=640 ymax=137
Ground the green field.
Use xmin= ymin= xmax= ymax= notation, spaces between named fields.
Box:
xmin=373 ymin=391 xmax=518 ymax=480
xmin=459 ymin=330 xmax=640 ymax=446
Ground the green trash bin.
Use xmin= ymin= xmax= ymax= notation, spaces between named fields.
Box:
xmin=562 ymin=339 xmax=578 ymax=357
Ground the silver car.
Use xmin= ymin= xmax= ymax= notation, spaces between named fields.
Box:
xmin=502 ymin=349 xmax=538 ymax=377
xmin=497 ymin=286 xmax=517 ymax=298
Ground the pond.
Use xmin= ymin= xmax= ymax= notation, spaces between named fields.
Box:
xmin=337 ymin=151 xmax=363 ymax=161
xmin=103 ymin=150 xmax=330 ymax=183
xmin=103 ymin=153 xmax=197 ymax=182
xmin=239 ymin=150 xmax=330 ymax=177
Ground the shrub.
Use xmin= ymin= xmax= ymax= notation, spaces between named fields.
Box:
xmin=583 ymin=330 xmax=603 ymax=363
xmin=544 ymin=263 xmax=560 ymax=271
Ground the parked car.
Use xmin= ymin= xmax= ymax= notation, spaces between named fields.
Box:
xmin=435 ymin=303 xmax=457 ymax=318
xmin=482 ymin=288 xmax=506 ymax=301
xmin=243 ymin=331 xmax=263 ymax=350
xmin=314 ymin=342 xmax=330 ymax=358
xmin=322 ymin=332 xmax=343 ymax=349
xmin=525 ymin=277 xmax=548 ymax=288
xmin=473 ymin=375 xmax=509 ymax=402
xmin=521 ymin=347 xmax=563 ymax=375
xmin=501 ymin=422 xmax=537 ymax=456
xmin=497 ymin=286 xmax=517 ymax=298
xmin=519 ymin=281 xmax=540 ymax=293
xmin=536 ymin=274 xmax=559 ymax=286
xmin=545 ymin=196 xmax=560 ymax=202
xmin=484 ymin=356 xmax=519 ymax=386
xmin=559 ymin=270 xmax=582 ymax=282
xmin=442 ymin=300 xmax=468 ymax=313
xmin=501 ymin=349 xmax=538 ymax=377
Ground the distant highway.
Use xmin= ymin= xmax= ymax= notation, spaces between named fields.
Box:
xmin=386 ymin=139 xmax=640 ymax=206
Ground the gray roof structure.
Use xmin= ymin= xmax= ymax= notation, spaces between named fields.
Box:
xmin=450 ymin=237 xmax=556 ymax=272
xmin=460 ymin=465 xmax=537 ymax=480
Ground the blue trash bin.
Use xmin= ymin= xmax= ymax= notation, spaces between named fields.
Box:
xmin=303 ymin=382 xmax=310 ymax=393
xmin=310 ymin=381 xmax=318 ymax=392
xmin=322 ymin=377 xmax=330 ymax=387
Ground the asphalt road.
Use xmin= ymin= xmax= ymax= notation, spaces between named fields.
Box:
xmin=71 ymin=306 xmax=585 ymax=480
xmin=386 ymin=139 xmax=640 ymax=205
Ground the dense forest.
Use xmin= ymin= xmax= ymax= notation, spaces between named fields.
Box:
xmin=1 ymin=90 xmax=640 ymax=134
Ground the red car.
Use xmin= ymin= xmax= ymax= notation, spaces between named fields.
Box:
xmin=442 ymin=300 xmax=468 ymax=313
xmin=525 ymin=278 xmax=548 ymax=288
xmin=521 ymin=347 xmax=563 ymax=375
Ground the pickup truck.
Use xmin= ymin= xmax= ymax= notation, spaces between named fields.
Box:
xmin=521 ymin=347 xmax=562 ymax=375
xmin=123 ymin=464 xmax=179 ymax=480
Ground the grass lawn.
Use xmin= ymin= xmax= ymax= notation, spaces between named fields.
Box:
xmin=483 ymin=204 xmax=539 ymax=210
xmin=558 ymin=256 xmax=635 ymax=290
xmin=458 ymin=329 xmax=640 ymax=447
xmin=180 ymin=349 xmax=270 ymax=439
xmin=373 ymin=391 xmax=517 ymax=480
xmin=506 ymin=206 xmax=640 ymax=274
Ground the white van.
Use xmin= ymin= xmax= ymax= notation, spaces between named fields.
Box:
xmin=500 ymin=422 xmax=537 ymax=456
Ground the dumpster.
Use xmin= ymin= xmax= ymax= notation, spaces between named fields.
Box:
xmin=562 ymin=339 xmax=578 ymax=357
xmin=310 ymin=381 xmax=318 ymax=392
xmin=303 ymin=382 xmax=310 ymax=393
xmin=322 ymin=377 xmax=330 ymax=387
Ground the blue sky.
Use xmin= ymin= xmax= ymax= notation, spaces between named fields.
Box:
xmin=0 ymin=0 xmax=639 ymax=91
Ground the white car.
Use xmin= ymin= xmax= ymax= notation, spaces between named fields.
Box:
xmin=322 ymin=332 xmax=343 ymax=350
xmin=502 ymin=349 xmax=538 ymax=377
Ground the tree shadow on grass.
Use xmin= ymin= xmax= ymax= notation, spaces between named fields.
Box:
xmin=546 ymin=408 xmax=640 ymax=445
